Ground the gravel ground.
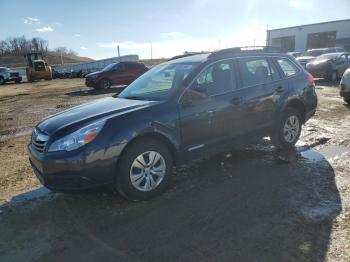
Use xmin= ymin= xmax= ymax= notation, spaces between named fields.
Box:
xmin=0 ymin=79 xmax=349 ymax=261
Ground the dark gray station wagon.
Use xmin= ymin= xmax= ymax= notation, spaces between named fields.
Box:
xmin=28 ymin=47 xmax=317 ymax=201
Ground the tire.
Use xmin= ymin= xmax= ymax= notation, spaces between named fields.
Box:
xmin=328 ymin=71 xmax=338 ymax=82
xmin=344 ymin=97 xmax=350 ymax=104
xmin=116 ymin=138 xmax=173 ymax=201
xmin=99 ymin=79 xmax=111 ymax=89
xmin=15 ymin=79 xmax=22 ymax=84
xmin=0 ymin=77 xmax=4 ymax=85
xmin=270 ymin=107 xmax=302 ymax=149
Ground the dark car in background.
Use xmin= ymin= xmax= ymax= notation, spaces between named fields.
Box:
xmin=306 ymin=52 xmax=350 ymax=81
xmin=85 ymin=61 xmax=148 ymax=89
xmin=296 ymin=47 xmax=345 ymax=69
xmin=28 ymin=47 xmax=317 ymax=201
xmin=0 ymin=67 xmax=22 ymax=85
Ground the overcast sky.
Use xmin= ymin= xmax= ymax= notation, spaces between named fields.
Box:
xmin=0 ymin=0 xmax=349 ymax=59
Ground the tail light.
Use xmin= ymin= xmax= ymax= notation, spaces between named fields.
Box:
xmin=307 ymin=73 xmax=315 ymax=85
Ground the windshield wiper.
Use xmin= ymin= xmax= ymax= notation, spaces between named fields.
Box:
xmin=120 ymin=96 xmax=147 ymax=101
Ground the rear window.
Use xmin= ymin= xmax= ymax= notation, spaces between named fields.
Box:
xmin=276 ymin=58 xmax=299 ymax=77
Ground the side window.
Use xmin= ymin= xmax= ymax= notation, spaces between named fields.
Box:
xmin=238 ymin=58 xmax=274 ymax=87
xmin=276 ymin=58 xmax=299 ymax=77
xmin=191 ymin=61 xmax=236 ymax=96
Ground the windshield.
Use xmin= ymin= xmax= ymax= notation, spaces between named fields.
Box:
xmin=102 ymin=63 xmax=117 ymax=72
xmin=303 ymin=50 xmax=325 ymax=57
xmin=118 ymin=62 xmax=199 ymax=101
xmin=316 ymin=53 xmax=340 ymax=60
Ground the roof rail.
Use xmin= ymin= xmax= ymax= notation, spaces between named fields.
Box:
xmin=208 ymin=46 xmax=282 ymax=59
xmin=168 ymin=52 xmax=208 ymax=61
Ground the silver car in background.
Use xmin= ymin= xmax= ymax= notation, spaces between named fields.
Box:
xmin=340 ymin=68 xmax=350 ymax=104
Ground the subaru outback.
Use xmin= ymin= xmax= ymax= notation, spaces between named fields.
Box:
xmin=28 ymin=47 xmax=317 ymax=201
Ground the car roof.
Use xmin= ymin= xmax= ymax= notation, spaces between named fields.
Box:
xmin=169 ymin=49 xmax=291 ymax=64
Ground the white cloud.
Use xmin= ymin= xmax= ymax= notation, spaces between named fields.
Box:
xmin=23 ymin=17 xmax=40 ymax=25
xmin=161 ymin=31 xmax=185 ymax=39
xmin=36 ymin=26 xmax=54 ymax=33
xmin=96 ymin=22 xmax=267 ymax=59
xmin=55 ymin=22 xmax=63 ymax=26
xmin=80 ymin=46 xmax=88 ymax=50
xmin=288 ymin=0 xmax=313 ymax=9
xmin=74 ymin=34 xmax=81 ymax=37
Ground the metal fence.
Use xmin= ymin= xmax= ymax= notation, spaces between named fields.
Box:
xmin=52 ymin=54 xmax=139 ymax=74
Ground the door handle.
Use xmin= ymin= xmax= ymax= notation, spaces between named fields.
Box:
xmin=276 ymin=86 xmax=285 ymax=93
xmin=231 ymin=97 xmax=242 ymax=105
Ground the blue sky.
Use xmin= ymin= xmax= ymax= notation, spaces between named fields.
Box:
xmin=0 ymin=0 xmax=349 ymax=59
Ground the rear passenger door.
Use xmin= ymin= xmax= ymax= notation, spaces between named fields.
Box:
xmin=236 ymin=57 xmax=287 ymax=134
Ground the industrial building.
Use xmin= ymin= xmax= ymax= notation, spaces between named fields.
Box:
xmin=267 ymin=19 xmax=350 ymax=52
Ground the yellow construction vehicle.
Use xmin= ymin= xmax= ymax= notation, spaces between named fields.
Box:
xmin=24 ymin=52 xmax=52 ymax=82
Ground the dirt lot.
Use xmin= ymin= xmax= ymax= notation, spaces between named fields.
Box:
xmin=0 ymin=79 xmax=349 ymax=261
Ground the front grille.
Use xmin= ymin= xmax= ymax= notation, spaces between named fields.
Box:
xmin=31 ymin=128 xmax=49 ymax=153
xmin=10 ymin=72 xmax=19 ymax=77
xmin=34 ymin=62 xmax=45 ymax=71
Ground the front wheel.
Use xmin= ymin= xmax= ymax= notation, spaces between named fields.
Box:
xmin=270 ymin=108 xmax=302 ymax=149
xmin=116 ymin=139 xmax=173 ymax=201
xmin=99 ymin=79 xmax=111 ymax=89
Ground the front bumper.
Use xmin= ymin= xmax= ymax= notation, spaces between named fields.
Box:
xmin=85 ymin=78 xmax=98 ymax=88
xmin=28 ymin=143 xmax=117 ymax=191
xmin=5 ymin=76 xmax=22 ymax=82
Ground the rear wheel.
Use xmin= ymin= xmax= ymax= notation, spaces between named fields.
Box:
xmin=99 ymin=79 xmax=111 ymax=89
xmin=0 ymin=77 xmax=4 ymax=85
xmin=15 ymin=78 xmax=21 ymax=83
xmin=116 ymin=139 xmax=173 ymax=201
xmin=270 ymin=107 xmax=302 ymax=149
xmin=328 ymin=71 xmax=338 ymax=82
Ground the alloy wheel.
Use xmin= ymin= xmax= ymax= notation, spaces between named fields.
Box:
xmin=283 ymin=115 xmax=300 ymax=143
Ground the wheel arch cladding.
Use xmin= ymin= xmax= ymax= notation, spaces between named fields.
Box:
xmin=286 ymin=99 xmax=306 ymax=123
xmin=116 ymin=132 xmax=178 ymax=170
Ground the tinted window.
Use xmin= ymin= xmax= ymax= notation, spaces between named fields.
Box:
xmin=238 ymin=58 xmax=275 ymax=87
xmin=276 ymin=58 xmax=299 ymax=77
xmin=192 ymin=61 xmax=235 ymax=96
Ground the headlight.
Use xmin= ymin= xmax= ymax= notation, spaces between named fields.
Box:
xmin=48 ymin=120 xmax=106 ymax=152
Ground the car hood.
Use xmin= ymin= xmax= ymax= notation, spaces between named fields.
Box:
xmin=37 ymin=97 xmax=158 ymax=135
xmin=86 ymin=71 xmax=102 ymax=78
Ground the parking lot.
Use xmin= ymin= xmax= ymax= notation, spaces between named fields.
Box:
xmin=0 ymin=79 xmax=349 ymax=261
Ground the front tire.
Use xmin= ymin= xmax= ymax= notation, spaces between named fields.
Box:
xmin=270 ymin=108 xmax=302 ymax=149
xmin=116 ymin=139 xmax=173 ymax=201
xmin=99 ymin=79 xmax=111 ymax=89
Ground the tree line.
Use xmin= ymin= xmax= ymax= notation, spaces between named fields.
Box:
xmin=0 ymin=36 xmax=77 ymax=56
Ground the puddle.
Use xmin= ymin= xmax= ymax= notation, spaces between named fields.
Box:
xmin=300 ymin=150 xmax=325 ymax=161
xmin=0 ymin=187 xmax=53 ymax=210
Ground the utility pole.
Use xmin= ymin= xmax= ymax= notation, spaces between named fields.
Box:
xmin=150 ymin=42 xmax=153 ymax=61
xmin=117 ymin=45 xmax=120 ymax=57
xmin=60 ymin=51 xmax=64 ymax=65
xmin=218 ymin=39 xmax=221 ymax=49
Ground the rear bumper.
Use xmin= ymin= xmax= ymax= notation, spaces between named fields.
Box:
xmin=28 ymin=143 xmax=117 ymax=191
